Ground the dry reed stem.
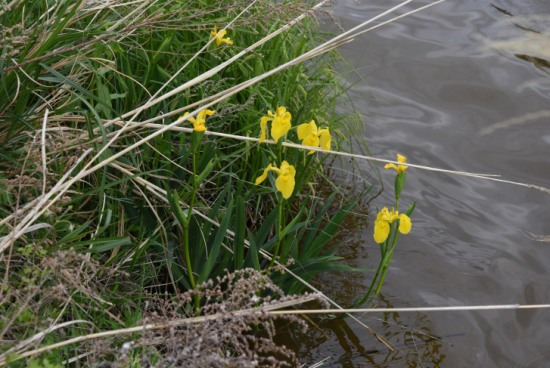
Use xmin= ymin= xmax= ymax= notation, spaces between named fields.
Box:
xmin=269 ymin=304 xmax=550 ymax=315
xmin=0 ymin=0 xmax=23 ymax=17
xmin=8 ymin=299 xmax=549 ymax=365
xmin=112 ymin=120 xmax=550 ymax=195
xmin=117 ymin=121 xmax=501 ymax=178
xmin=2 ymin=320 xmax=93 ymax=358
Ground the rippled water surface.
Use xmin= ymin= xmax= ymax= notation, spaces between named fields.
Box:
xmin=288 ymin=1 xmax=550 ymax=366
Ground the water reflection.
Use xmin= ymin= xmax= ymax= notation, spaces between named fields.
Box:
xmin=485 ymin=6 xmax=550 ymax=70
xmin=279 ymin=293 xmax=456 ymax=367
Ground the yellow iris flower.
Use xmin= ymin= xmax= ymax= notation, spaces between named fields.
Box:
xmin=181 ymin=109 xmax=215 ymax=132
xmin=255 ymin=161 xmax=296 ymax=199
xmin=373 ymin=207 xmax=412 ymax=243
xmin=211 ymin=25 xmax=233 ymax=47
xmin=296 ymin=120 xmax=331 ymax=154
xmin=384 ymin=153 xmax=408 ymax=174
xmin=259 ymin=106 xmax=292 ymax=143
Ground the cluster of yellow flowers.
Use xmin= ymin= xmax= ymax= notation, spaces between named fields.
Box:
xmin=255 ymin=106 xmax=332 ymax=199
xmin=258 ymin=106 xmax=331 ymax=151
xmin=177 ymin=24 xmax=416 ymax=281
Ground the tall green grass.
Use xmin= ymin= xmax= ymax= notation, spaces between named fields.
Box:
xmin=0 ymin=0 xmax=371 ymax=364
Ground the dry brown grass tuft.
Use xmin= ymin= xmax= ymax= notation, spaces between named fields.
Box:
xmin=108 ymin=268 xmax=314 ymax=367
xmin=1 ymin=264 xmax=320 ymax=367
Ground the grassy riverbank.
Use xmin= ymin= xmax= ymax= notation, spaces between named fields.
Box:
xmin=0 ymin=0 xmax=373 ymax=365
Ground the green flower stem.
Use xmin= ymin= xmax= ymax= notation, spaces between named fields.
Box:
xmin=380 ymin=236 xmax=387 ymax=256
xmin=395 ymin=178 xmax=401 ymax=211
xmin=278 ymin=197 xmax=286 ymax=263
xmin=269 ymin=195 xmax=284 ymax=269
xmin=268 ymin=138 xmax=285 ymax=270
xmin=372 ymin=177 xmax=405 ymax=296
xmin=302 ymin=154 xmax=315 ymax=185
xmin=182 ymin=222 xmax=196 ymax=290
xmin=377 ymin=176 xmax=404 ymax=294
xmin=375 ymin=229 xmax=400 ymax=294
xmin=183 ymin=143 xmax=200 ymax=312
xmin=355 ymin=252 xmax=385 ymax=306
xmin=356 ymin=225 xmax=394 ymax=306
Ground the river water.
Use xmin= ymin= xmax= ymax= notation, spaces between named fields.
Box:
xmin=288 ymin=0 xmax=550 ymax=366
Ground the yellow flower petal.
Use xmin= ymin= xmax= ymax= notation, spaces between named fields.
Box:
xmin=184 ymin=109 xmax=214 ymax=132
xmin=260 ymin=108 xmax=291 ymax=142
xmin=398 ymin=214 xmax=412 ymax=234
xmin=318 ymin=128 xmax=331 ymax=150
xmin=303 ymin=134 xmax=319 ymax=147
xmin=388 ymin=209 xmax=400 ymax=222
xmin=376 ymin=207 xmax=390 ymax=222
xmin=271 ymin=116 xmax=291 ymax=142
xmin=197 ymin=109 xmax=215 ymax=121
xmin=274 ymin=107 xmax=291 ymax=132
xmin=256 ymin=161 xmax=296 ymax=199
xmin=385 ymin=154 xmax=408 ymax=174
xmin=180 ymin=112 xmax=197 ymax=125
xmin=279 ymin=160 xmax=292 ymax=173
xmin=275 ymin=106 xmax=289 ymax=119
xmin=255 ymin=164 xmax=274 ymax=185
xmin=374 ymin=220 xmax=391 ymax=243
xmin=301 ymin=134 xmax=319 ymax=155
xmin=384 ymin=163 xmax=398 ymax=171
xmin=212 ymin=25 xmax=233 ymax=47
xmin=194 ymin=121 xmax=206 ymax=132
xmin=287 ymin=163 xmax=296 ymax=177
xmin=275 ymin=173 xmax=295 ymax=199
xmin=297 ymin=120 xmax=316 ymax=140
xmin=259 ymin=116 xmax=270 ymax=143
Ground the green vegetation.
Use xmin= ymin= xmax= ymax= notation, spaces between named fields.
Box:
xmin=0 ymin=0 xmax=372 ymax=364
